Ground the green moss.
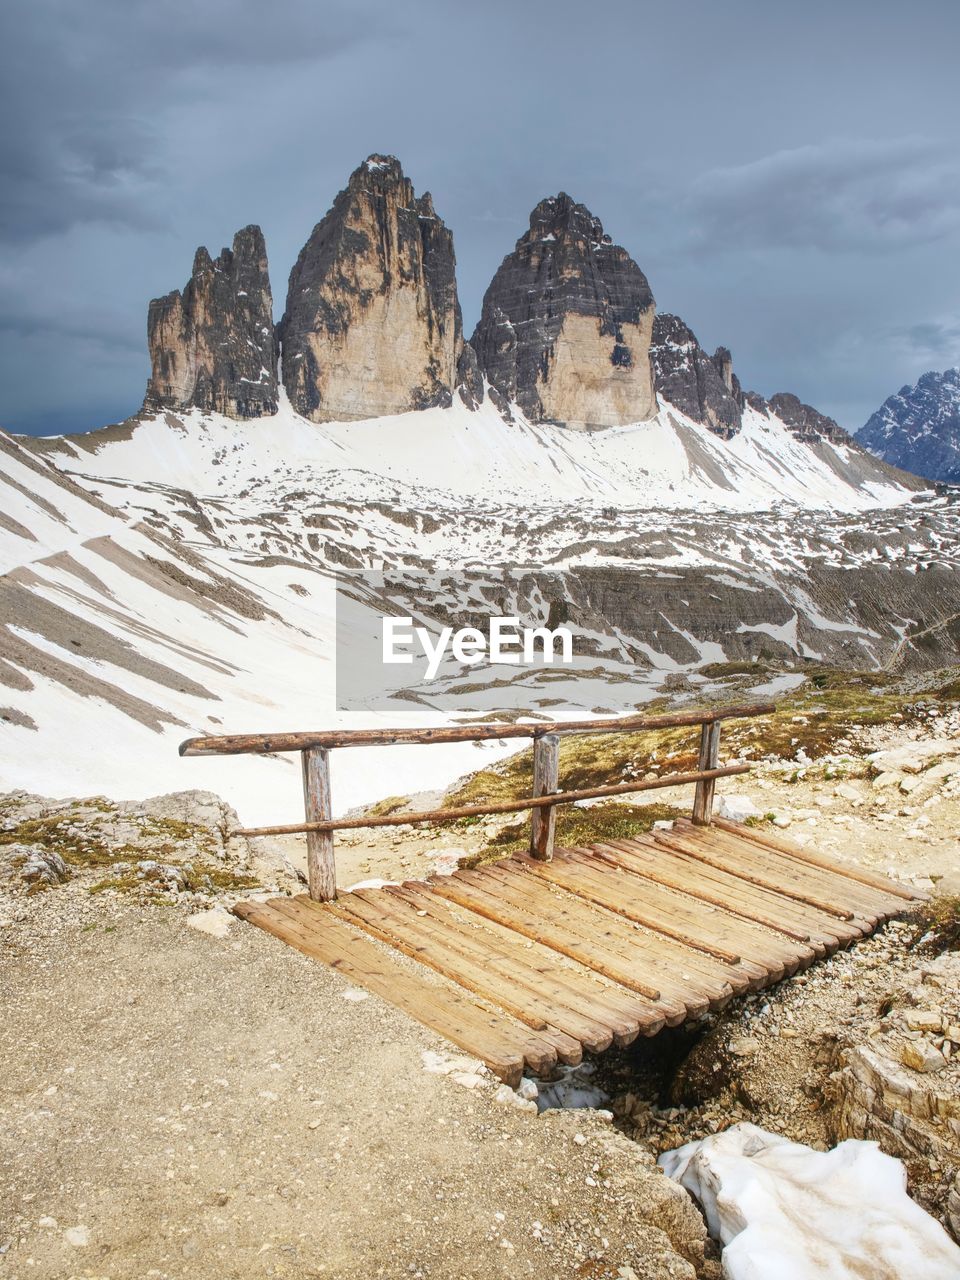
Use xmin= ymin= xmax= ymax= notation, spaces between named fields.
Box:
xmin=745 ymin=813 xmax=777 ymax=827
xmin=186 ymin=866 xmax=259 ymax=892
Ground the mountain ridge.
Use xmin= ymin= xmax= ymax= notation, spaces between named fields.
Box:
xmin=135 ymin=151 xmax=869 ymax=454
xmin=858 ymin=368 xmax=960 ymax=483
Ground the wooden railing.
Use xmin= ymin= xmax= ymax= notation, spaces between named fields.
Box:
xmin=179 ymin=701 xmax=773 ymax=902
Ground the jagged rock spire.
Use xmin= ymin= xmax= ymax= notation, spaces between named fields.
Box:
xmin=277 ymin=154 xmax=462 ymax=422
xmin=650 ymin=313 xmax=743 ymax=438
xmin=143 ymin=226 xmax=277 ymax=419
xmin=471 ymin=193 xmax=657 ymax=428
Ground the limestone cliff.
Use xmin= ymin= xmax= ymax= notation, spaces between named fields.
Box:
xmin=143 ymin=226 xmax=277 ymax=419
xmin=471 ymin=194 xmax=657 ymax=429
xmin=277 ymin=155 xmax=461 ymax=422
xmin=650 ymin=313 xmax=743 ymax=438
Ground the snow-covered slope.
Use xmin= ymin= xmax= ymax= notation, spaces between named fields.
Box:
xmin=0 ymin=431 xmax=515 ymax=822
xmin=37 ymin=394 xmax=919 ymax=516
xmin=3 ymin=394 xmax=958 ymax=822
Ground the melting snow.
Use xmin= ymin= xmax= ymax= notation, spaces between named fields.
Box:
xmin=660 ymin=1124 xmax=960 ymax=1279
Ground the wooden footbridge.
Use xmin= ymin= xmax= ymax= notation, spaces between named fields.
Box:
xmin=180 ymin=704 xmax=923 ymax=1085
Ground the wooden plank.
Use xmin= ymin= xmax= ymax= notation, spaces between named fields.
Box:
xmin=430 ymin=870 xmax=668 ymax=1004
xmin=647 ymin=830 xmax=851 ymax=950
xmin=331 ymin=888 xmax=618 ymax=1054
xmin=645 ymin=829 xmax=865 ymax=941
xmin=687 ymin=822 xmax=910 ymax=922
xmin=302 ymin=747 xmax=336 ymax=902
xmin=386 ymin=884 xmax=655 ymax=1047
xmin=592 ymin=838 xmax=817 ymax=967
xmin=692 ymin=721 xmax=720 ymax=824
xmin=710 ymin=816 xmax=925 ymax=901
xmin=322 ymin=891 xmax=584 ymax=1060
xmin=676 ymin=823 xmax=897 ymax=927
xmin=686 ymin=826 xmax=887 ymax=927
xmin=558 ymin=845 xmax=816 ymax=960
xmin=601 ymin=834 xmax=819 ymax=957
xmin=659 ymin=825 xmax=858 ymax=920
xmin=530 ymin=733 xmax=559 ymax=860
xmin=232 ymin=899 xmax=537 ymax=1084
xmin=180 ymin=700 xmax=776 ymax=757
xmin=465 ymin=861 xmax=755 ymax=1004
xmin=512 ymin=848 xmax=803 ymax=972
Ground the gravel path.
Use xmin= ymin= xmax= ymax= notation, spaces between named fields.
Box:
xmin=0 ymin=886 xmax=708 ymax=1279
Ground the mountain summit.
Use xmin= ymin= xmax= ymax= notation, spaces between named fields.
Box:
xmin=471 ymin=193 xmax=657 ymax=429
xmin=858 ymin=368 xmax=960 ymax=482
xmin=144 ymin=225 xmax=277 ymax=419
xmin=277 ymin=155 xmax=462 ymax=422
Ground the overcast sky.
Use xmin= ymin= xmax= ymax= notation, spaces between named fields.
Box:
xmin=2 ymin=0 xmax=959 ymax=436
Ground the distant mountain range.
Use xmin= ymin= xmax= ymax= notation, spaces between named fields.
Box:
xmin=858 ymin=368 xmax=960 ymax=484
xmin=139 ymin=150 xmax=892 ymax=458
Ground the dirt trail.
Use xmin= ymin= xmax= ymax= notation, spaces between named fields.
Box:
xmin=0 ymin=888 xmax=709 ymax=1279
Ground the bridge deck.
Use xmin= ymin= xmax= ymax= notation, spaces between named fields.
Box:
xmin=233 ymin=817 xmax=923 ymax=1085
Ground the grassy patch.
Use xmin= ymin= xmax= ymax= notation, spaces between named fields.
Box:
xmin=460 ymin=800 xmax=686 ymax=868
xmin=909 ymin=895 xmax=960 ymax=955
xmin=364 ymin=794 xmax=412 ymax=819
xmin=0 ymin=815 xmax=137 ymax=867
xmin=438 ymin=667 xmax=956 ymax=833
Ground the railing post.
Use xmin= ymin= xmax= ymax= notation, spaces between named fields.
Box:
xmin=692 ymin=721 xmax=721 ymax=825
xmin=530 ymin=733 xmax=560 ymax=860
xmin=302 ymin=746 xmax=336 ymax=901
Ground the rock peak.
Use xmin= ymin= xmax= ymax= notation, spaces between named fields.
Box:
xmin=528 ymin=193 xmax=610 ymax=245
xmin=650 ymin=313 xmax=743 ymax=438
xmin=143 ymin=224 xmax=277 ymax=420
xmin=278 ymin=155 xmax=462 ymax=422
xmin=471 ymin=196 xmax=656 ymax=427
xmin=350 ymin=153 xmax=406 ymax=188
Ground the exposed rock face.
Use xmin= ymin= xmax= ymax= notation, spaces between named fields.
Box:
xmin=144 ymin=226 xmax=277 ymax=419
xmin=650 ymin=313 xmax=743 ymax=438
xmin=858 ymin=368 xmax=960 ymax=483
xmin=830 ymin=951 xmax=960 ymax=1241
xmin=767 ymin=392 xmax=849 ymax=444
xmin=278 ymin=155 xmax=462 ymax=422
xmin=471 ymin=194 xmax=657 ymax=429
xmin=456 ymin=341 xmax=484 ymax=410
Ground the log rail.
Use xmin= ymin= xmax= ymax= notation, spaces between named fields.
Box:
xmin=179 ymin=701 xmax=774 ymax=902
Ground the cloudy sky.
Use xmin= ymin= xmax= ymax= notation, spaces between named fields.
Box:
xmin=2 ymin=0 xmax=959 ymax=435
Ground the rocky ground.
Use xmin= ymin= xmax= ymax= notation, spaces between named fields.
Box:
xmin=1 ymin=872 xmax=711 ymax=1280
xmin=1 ymin=699 xmax=958 ymax=1277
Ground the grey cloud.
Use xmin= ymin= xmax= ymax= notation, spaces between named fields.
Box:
xmin=687 ymin=137 xmax=960 ymax=254
xmin=902 ymin=319 xmax=960 ymax=361
xmin=0 ymin=0 xmax=389 ymax=244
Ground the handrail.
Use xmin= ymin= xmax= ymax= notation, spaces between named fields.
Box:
xmin=234 ymin=764 xmax=751 ymax=837
xmin=178 ymin=701 xmax=774 ymax=757
xmin=180 ymin=700 xmax=775 ymax=901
